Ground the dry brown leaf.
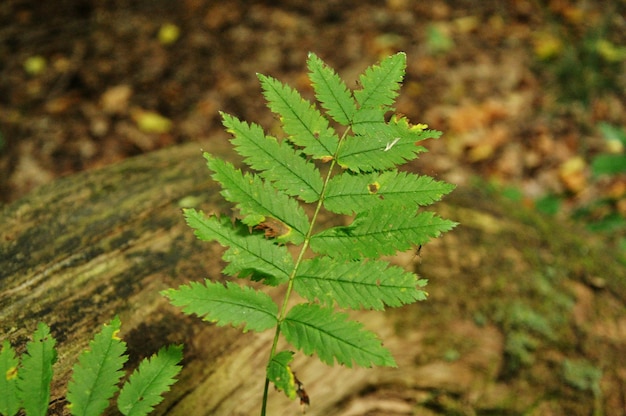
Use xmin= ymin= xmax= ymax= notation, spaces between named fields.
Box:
xmin=558 ymin=156 xmax=587 ymax=193
xmin=101 ymin=85 xmax=133 ymax=115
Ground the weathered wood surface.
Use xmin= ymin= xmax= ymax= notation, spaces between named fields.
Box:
xmin=1 ymin=141 xmax=625 ymax=416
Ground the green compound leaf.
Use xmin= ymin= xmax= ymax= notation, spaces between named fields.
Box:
xmin=0 ymin=341 xmax=20 ymax=416
xmin=18 ymin=322 xmax=56 ymax=416
xmin=324 ymin=170 xmax=456 ymax=215
xmin=184 ymin=209 xmax=294 ymax=285
xmin=281 ymin=303 xmax=396 ymax=368
xmin=162 ymin=281 xmax=278 ymax=333
xmin=353 ymin=52 xmax=405 ymax=113
xmin=310 ymin=206 xmax=457 ymax=259
xmin=258 ymin=73 xmax=339 ymax=160
xmin=267 ymin=350 xmax=296 ymax=400
xmin=67 ymin=316 xmax=128 ymax=416
xmin=117 ymin=345 xmax=183 ymax=416
xmin=294 ymin=257 xmax=428 ymax=310
xmin=205 ymin=153 xmax=309 ymax=244
xmin=169 ymin=52 xmax=457 ymax=412
xmin=307 ymin=52 xmax=357 ymax=126
xmin=222 ymin=112 xmax=324 ymax=203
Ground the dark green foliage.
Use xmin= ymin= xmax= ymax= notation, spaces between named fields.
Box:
xmin=17 ymin=323 xmax=56 ymax=416
xmin=0 ymin=319 xmax=182 ymax=416
xmin=117 ymin=345 xmax=183 ymax=416
xmin=591 ymin=123 xmax=626 ymax=176
xmin=0 ymin=341 xmax=20 ymax=416
xmin=67 ymin=317 xmax=128 ymax=416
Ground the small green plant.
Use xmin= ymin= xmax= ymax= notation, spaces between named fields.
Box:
xmin=574 ymin=123 xmax=626 ymax=251
xmin=425 ymin=24 xmax=454 ymax=55
xmin=591 ymin=123 xmax=626 ymax=177
xmin=0 ymin=317 xmax=182 ymax=416
xmin=524 ymin=122 xmax=626 ymax=258
xmin=533 ymin=5 xmax=626 ymax=107
xmin=562 ymin=359 xmax=603 ymax=416
xmin=162 ymin=52 xmax=456 ymax=414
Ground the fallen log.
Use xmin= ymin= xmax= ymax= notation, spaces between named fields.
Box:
xmin=1 ymin=141 xmax=625 ymax=415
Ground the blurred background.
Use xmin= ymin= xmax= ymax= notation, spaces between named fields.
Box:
xmin=1 ymin=0 xmax=625 ymax=253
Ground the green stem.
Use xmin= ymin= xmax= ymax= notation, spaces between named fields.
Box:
xmin=260 ymin=129 xmax=350 ymax=416
xmin=261 ymin=377 xmax=270 ymax=416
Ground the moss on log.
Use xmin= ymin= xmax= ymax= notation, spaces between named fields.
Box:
xmin=1 ymin=142 xmax=624 ymax=415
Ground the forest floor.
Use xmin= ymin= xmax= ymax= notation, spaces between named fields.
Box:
xmin=1 ymin=1 xmax=625 ymax=253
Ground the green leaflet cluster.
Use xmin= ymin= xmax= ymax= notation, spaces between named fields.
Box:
xmin=162 ymin=52 xmax=456 ymax=409
xmin=0 ymin=318 xmax=182 ymax=416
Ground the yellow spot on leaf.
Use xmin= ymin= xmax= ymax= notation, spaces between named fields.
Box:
xmin=411 ymin=123 xmax=428 ymax=132
xmin=6 ymin=366 xmax=18 ymax=380
xmin=368 ymin=182 xmax=380 ymax=194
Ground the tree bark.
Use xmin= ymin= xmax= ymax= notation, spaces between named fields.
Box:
xmin=1 ymin=142 xmax=625 ymax=416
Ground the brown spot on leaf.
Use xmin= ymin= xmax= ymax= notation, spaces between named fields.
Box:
xmin=254 ymin=217 xmax=291 ymax=239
